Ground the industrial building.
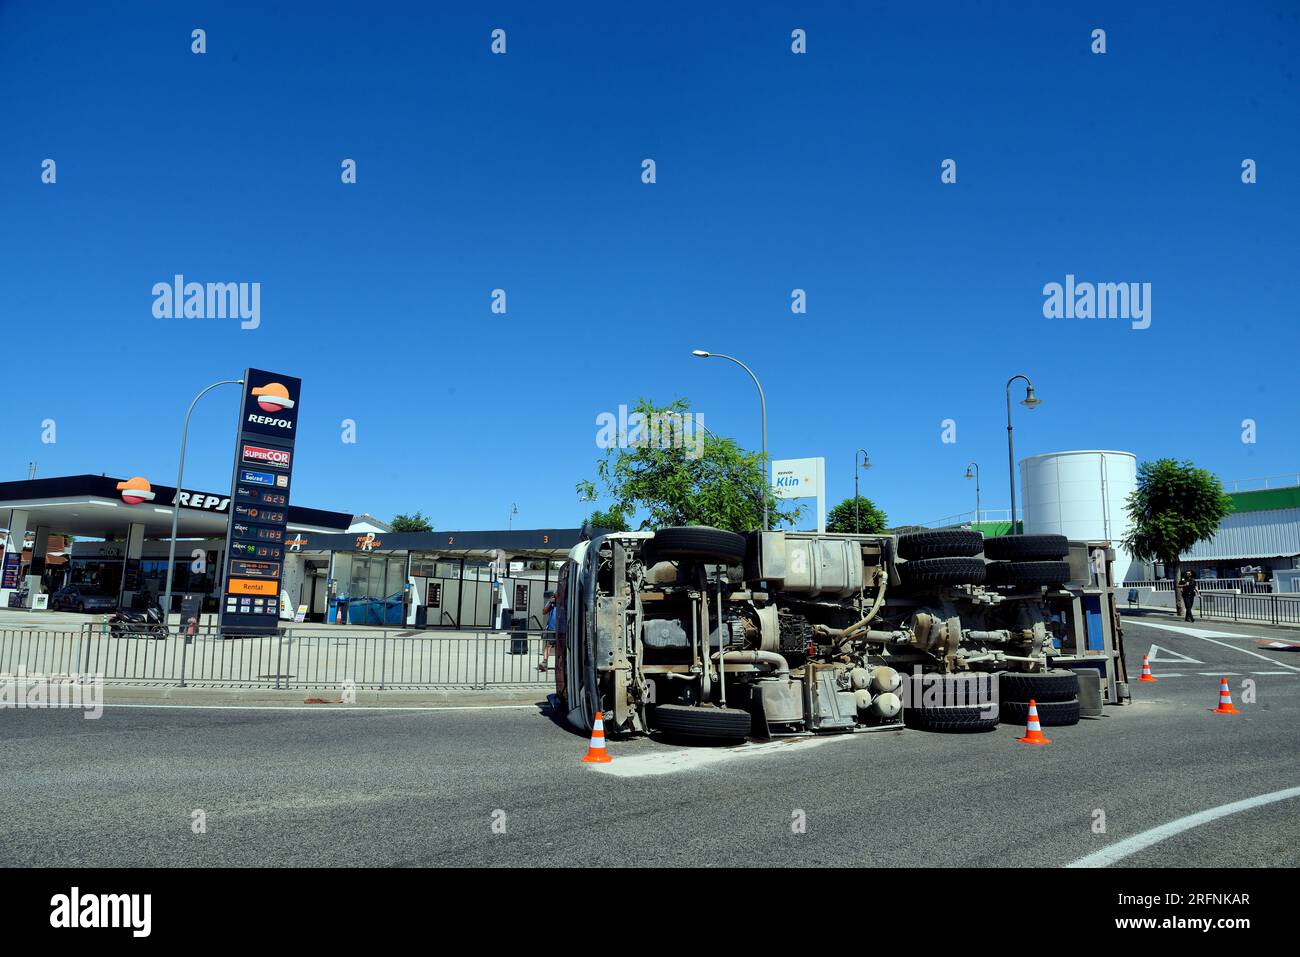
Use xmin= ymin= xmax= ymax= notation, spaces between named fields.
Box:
xmin=1177 ymin=482 xmax=1300 ymax=591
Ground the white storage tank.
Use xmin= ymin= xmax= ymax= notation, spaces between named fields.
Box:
xmin=1019 ymin=450 xmax=1138 ymax=584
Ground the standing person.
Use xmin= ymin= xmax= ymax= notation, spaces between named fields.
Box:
xmin=1180 ymin=570 xmax=1198 ymax=622
xmin=551 ymin=565 xmax=569 ymax=710
xmin=538 ymin=590 xmax=557 ymax=673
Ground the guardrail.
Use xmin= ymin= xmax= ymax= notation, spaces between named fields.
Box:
xmin=1223 ymin=473 xmax=1300 ymax=493
xmin=1195 ymin=592 xmax=1300 ymax=626
xmin=1124 ymin=578 xmax=1274 ymax=594
xmin=0 ymin=625 xmax=556 ymax=690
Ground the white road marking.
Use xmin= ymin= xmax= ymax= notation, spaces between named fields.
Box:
xmin=1069 ymin=785 xmax=1300 ymax=868
xmin=1135 ymin=621 xmax=1254 ymax=639
xmin=1130 ymin=621 xmax=1300 ymax=672
xmin=1139 ymin=672 xmax=1296 ymax=679
xmin=586 ymin=733 xmax=866 ymax=778
xmin=1145 ymin=643 xmax=1201 ymax=664
xmin=96 ymin=703 xmax=538 ymax=713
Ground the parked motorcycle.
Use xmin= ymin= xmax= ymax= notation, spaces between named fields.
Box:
xmin=109 ymin=604 xmax=168 ymax=639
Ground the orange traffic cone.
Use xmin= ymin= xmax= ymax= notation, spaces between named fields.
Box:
xmin=1015 ymin=699 xmax=1053 ymax=745
xmin=1212 ymin=677 xmax=1239 ymax=715
xmin=1138 ymin=654 xmax=1158 ymax=682
xmin=582 ymin=710 xmax=613 ymax=763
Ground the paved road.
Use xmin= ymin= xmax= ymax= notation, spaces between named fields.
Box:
xmin=2 ymin=617 xmax=1297 ymax=867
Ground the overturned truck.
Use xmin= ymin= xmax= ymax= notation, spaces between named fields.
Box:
xmin=560 ymin=527 xmax=1128 ymax=741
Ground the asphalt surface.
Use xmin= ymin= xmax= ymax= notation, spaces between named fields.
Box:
xmin=2 ymin=615 xmax=1298 ymax=868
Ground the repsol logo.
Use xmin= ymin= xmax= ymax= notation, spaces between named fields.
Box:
xmin=247 ymin=413 xmax=293 ymax=430
xmin=175 ymin=492 xmax=229 ymax=511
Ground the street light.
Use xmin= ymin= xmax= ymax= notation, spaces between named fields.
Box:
xmin=508 ymin=502 xmax=519 ymax=530
xmin=965 ymin=461 xmax=981 ymax=526
xmin=854 ymin=449 xmax=872 ymax=532
xmin=1005 ymin=375 xmax=1040 ymax=532
xmin=692 ymin=350 xmax=768 ymax=529
xmin=161 ymin=378 xmax=244 ymax=626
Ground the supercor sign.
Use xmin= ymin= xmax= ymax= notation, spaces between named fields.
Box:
xmin=241 ymin=444 xmax=292 ymax=469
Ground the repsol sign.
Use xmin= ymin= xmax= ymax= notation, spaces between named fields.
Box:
xmin=246 ymin=412 xmax=293 ymax=430
xmin=237 ymin=372 xmax=300 ymax=439
xmin=220 ymin=367 xmax=302 ymax=637
xmin=175 ymin=491 xmax=230 ymax=512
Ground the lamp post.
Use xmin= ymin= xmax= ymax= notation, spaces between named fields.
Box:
xmin=692 ymin=350 xmax=768 ymax=529
xmin=1005 ymin=375 xmax=1040 ymax=532
xmin=161 ymin=378 xmax=244 ymax=626
xmin=854 ymin=449 xmax=872 ymax=532
xmin=508 ymin=502 xmax=518 ymax=530
xmin=965 ymin=461 xmax=981 ymax=526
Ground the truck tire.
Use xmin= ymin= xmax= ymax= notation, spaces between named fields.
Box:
xmin=998 ymin=669 xmax=1079 ymax=703
xmin=896 ymin=529 xmax=984 ymax=560
xmin=646 ymin=526 xmax=747 ymax=566
xmin=650 ymin=704 xmax=752 ymax=740
xmin=999 ymin=698 xmax=1081 ymax=727
xmin=983 ymin=534 xmax=1069 ymax=561
xmin=903 ymin=703 xmax=999 ymax=733
xmin=985 ymin=560 xmax=1071 ymax=587
xmin=897 ymin=557 xmax=986 ymax=587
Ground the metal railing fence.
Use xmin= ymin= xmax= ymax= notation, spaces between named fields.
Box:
xmin=1123 ymin=578 xmax=1275 ymax=594
xmin=1195 ymin=592 xmax=1300 ymax=627
xmin=0 ymin=625 xmax=556 ymax=690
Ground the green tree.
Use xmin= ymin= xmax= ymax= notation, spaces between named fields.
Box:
xmin=586 ymin=506 xmax=631 ymax=532
xmin=576 ymin=397 xmax=803 ymax=533
xmin=826 ymin=496 xmax=889 ymax=534
xmin=390 ymin=511 xmax=433 ymax=533
xmin=1121 ymin=459 xmax=1232 ymax=617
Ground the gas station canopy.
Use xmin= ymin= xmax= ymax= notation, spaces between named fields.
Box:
xmin=0 ymin=474 xmax=352 ymax=539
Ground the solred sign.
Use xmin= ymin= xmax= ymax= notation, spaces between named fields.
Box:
xmin=219 ymin=369 xmax=302 ymax=635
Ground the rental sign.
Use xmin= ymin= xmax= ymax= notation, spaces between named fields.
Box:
xmin=218 ymin=369 xmax=302 ymax=635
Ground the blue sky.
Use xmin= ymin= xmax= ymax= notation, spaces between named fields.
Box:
xmin=3 ymin=1 xmax=1297 ymax=531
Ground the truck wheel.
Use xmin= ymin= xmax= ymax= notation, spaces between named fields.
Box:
xmin=985 ymin=560 xmax=1071 ymax=587
xmin=649 ymin=704 xmax=752 ymax=740
xmin=999 ymin=698 xmax=1081 ymax=727
xmin=903 ymin=703 xmax=999 ymax=733
xmin=998 ymin=669 xmax=1078 ymax=703
xmin=982 ymin=534 xmax=1069 ymax=561
xmin=897 ymin=557 xmax=986 ymax=587
xmin=646 ymin=526 xmax=747 ymax=566
xmin=897 ymin=529 xmax=984 ymax=559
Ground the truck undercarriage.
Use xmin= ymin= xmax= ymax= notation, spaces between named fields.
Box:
xmin=563 ymin=526 xmax=1128 ymax=740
